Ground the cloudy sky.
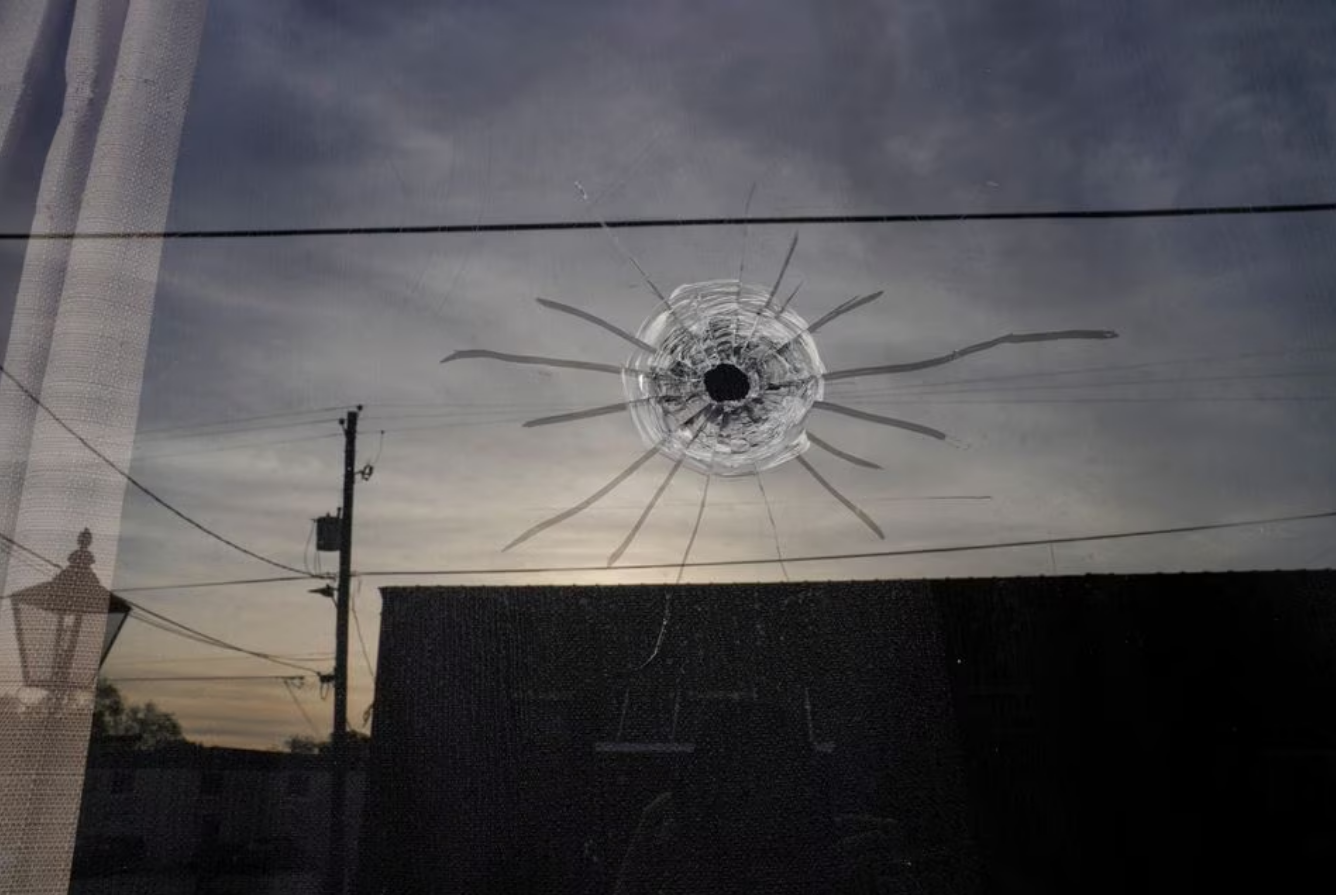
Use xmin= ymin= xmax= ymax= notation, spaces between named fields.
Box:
xmin=4 ymin=0 xmax=1336 ymax=747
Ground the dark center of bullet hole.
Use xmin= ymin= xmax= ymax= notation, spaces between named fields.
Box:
xmin=704 ymin=363 xmax=750 ymax=402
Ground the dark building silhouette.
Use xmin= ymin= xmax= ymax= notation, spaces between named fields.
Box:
xmin=357 ymin=572 xmax=1336 ymax=895
xmin=73 ymin=743 xmax=366 ymax=893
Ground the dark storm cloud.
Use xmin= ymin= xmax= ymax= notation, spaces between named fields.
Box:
xmin=21 ymin=0 xmax=1336 ymax=234
xmin=168 ymin=0 xmax=640 ymax=228
xmin=650 ymin=0 xmax=1336 ymax=208
xmin=161 ymin=0 xmax=1336 ymax=341
xmin=617 ymin=0 xmax=1336 ymax=354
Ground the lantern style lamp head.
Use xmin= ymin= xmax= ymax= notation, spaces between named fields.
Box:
xmin=8 ymin=529 xmax=130 ymax=691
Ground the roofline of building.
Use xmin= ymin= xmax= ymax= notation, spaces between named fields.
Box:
xmin=377 ymin=567 xmax=1336 ymax=596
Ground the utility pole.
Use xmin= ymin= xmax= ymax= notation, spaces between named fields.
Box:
xmin=327 ymin=405 xmax=360 ymax=895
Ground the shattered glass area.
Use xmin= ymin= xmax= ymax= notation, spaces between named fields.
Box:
xmin=622 ymin=280 xmax=825 ymax=476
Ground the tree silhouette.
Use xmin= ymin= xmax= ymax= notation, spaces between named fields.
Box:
xmin=92 ymin=677 xmax=185 ymax=750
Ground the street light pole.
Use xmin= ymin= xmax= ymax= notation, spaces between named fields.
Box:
xmin=327 ymin=406 xmax=359 ymax=895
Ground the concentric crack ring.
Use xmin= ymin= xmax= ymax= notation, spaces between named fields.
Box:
xmin=622 ymin=279 xmax=825 ymax=476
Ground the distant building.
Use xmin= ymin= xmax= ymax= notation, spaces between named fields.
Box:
xmin=73 ymin=743 xmax=365 ymax=891
xmin=358 ymin=572 xmax=1336 ymax=895
xmin=357 ymin=581 xmax=975 ymax=895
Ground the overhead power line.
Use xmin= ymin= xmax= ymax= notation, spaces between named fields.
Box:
xmin=0 ymin=530 xmax=61 ymax=572
xmin=835 ymin=367 xmax=1336 ymax=400
xmin=283 ymin=676 xmax=323 ymax=738
xmin=0 ymin=363 xmax=312 ymax=577
xmin=4 ymin=200 xmax=1335 ymax=241
xmin=126 ymin=615 xmax=320 ymax=674
xmin=849 ymin=395 xmax=1336 ymax=406
xmin=0 ymin=530 xmax=320 ymax=675
xmin=355 ymin=508 xmax=1336 ymax=576
xmin=824 ymin=344 xmax=1336 ymax=397
xmin=132 ymin=432 xmax=341 ymax=462
xmin=110 ymin=674 xmax=311 ymax=683
xmin=136 ymin=416 xmax=341 ymax=444
xmin=112 ymin=506 xmax=1336 ymax=590
xmin=115 ymin=575 xmax=315 ymax=593
xmin=123 ymin=598 xmax=324 ymax=675
xmin=110 ymin=653 xmax=333 ymax=667
xmin=136 ymin=405 xmax=351 ymax=437
xmin=128 ymin=613 xmax=290 ymax=658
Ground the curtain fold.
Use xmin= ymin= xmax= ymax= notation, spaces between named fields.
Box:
xmin=0 ymin=2 xmax=209 ymax=892
xmin=0 ymin=0 xmax=125 ymax=596
xmin=0 ymin=2 xmax=74 ymax=177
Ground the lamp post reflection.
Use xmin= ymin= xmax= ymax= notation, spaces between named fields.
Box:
xmin=8 ymin=529 xmax=129 ymax=697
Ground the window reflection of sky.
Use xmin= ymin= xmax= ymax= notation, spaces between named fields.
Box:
xmin=4 ymin=0 xmax=1333 ymax=746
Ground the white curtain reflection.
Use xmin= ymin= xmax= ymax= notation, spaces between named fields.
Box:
xmin=0 ymin=2 xmax=208 ymax=892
